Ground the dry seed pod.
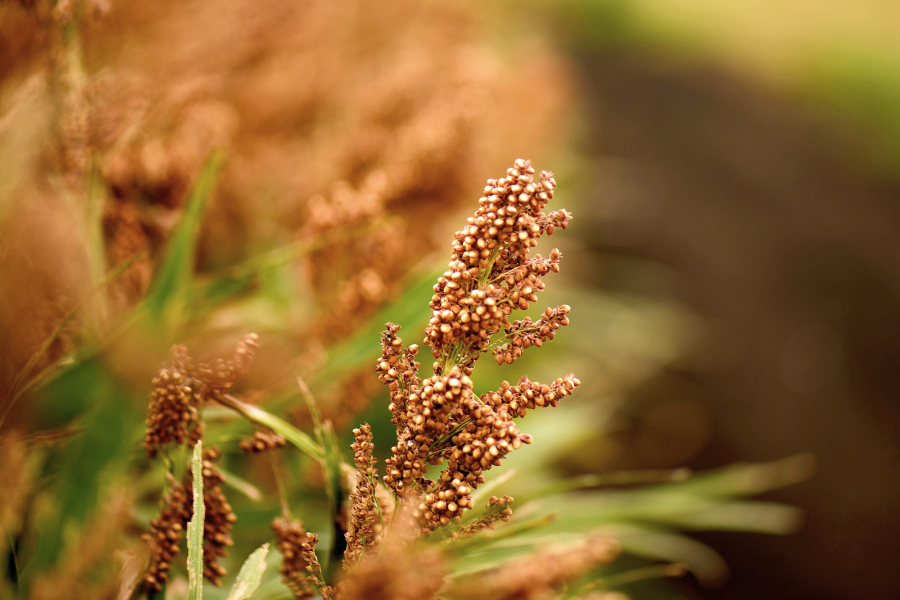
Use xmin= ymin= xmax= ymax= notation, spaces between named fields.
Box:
xmin=199 ymin=446 xmax=236 ymax=586
xmin=272 ymin=517 xmax=319 ymax=600
xmin=143 ymin=481 xmax=191 ymax=591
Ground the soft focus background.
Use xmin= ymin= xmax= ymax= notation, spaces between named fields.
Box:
xmin=1 ymin=1 xmax=898 ymax=599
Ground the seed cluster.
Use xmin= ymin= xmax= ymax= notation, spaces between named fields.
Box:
xmin=494 ymin=303 xmax=571 ymax=365
xmin=143 ymin=481 xmax=191 ymax=592
xmin=272 ymin=518 xmax=324 ymax=600
xmin=449 ymin=495 xmax=514 ymax=542
xmin=143 ymin=368 xmax=198 ymax=458
xmin=481 ymin=374 xmax=581 ymax=419
xmin=344 ymin=424 xmax=380 ymax=570
xmin=144 ymin=334 xmax=259 ymax=458
xmin=376 ymin=159 xmax=578 ymax=533
xmin=189 ymin=333 xmax=259 ymax=394
xmin=423 ymin=158 xmax=571 ymax=369
xmin=199 ymin=446 xmax=237 ymax=586
xmin=239 ymin=429 xmax=286 ymax=453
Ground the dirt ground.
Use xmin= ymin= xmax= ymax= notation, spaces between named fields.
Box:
xmin=573 ymin=49 xmax=900 ymax=600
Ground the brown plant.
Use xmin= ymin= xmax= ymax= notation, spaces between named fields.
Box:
xmin=375 ymin=159 xmax=579 ymax=532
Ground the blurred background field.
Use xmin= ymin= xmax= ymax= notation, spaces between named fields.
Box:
xmin=1 ymin=1 xmax=898 ymax=599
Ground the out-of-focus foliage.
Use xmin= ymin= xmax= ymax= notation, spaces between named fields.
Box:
xmin=0 ymin=1 xmax=821 ymax=599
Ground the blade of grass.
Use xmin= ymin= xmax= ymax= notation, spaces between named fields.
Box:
xmin=663 ymin=453 xmax=815 ymax=498
xmin=187 ymin=441 xmax=205 ymax=600
xmin=227 ymin=543 xmax=270 ymax=600
xmin=145 ymin=151 xmax=225 ymax=330
xmin=215 ymin=393 xmax=323 ymax=461
xmin=218 ymin=466 xmax=264 ymax=502
xmin=444 ymin=513 xmax=558 ymax=557
xmin=297 ymin=377 xmax=346 ymax=580
xmin=515 ymin=468 xmax=692 ymax=505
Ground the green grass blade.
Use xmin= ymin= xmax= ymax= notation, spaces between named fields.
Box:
xmin=297 ymin=377 xmax=345 ymax=578
xmin=216 ymin=393 xmax=323 ymax=461
xmin=218 ymin=466 xmax=264 ymax=502
xmin=515 ymin=468 xmax=692 ymax=505
xmin=145 ymin=151 xmax=225 ymax=330
xmin=26 ymin=358 xmax=143 ymax=577
xmin=227 ymin=543 xmax=270 ymax=600
xmin=187 ymin=441 xmax=205 ymax=600
xmin=663 ymin=453 xmax=815 ymax=498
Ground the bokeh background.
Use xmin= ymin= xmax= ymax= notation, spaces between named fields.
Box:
xmin=1 ymin=1 xmax=898 ymax=599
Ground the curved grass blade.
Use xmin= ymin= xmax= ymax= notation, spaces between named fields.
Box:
xmin=297 ymin=377 xmax=346 ymax=578
xmin=145 ymin=150 xmax=225 ymax=330
xmin=227 ymin=543 xmax=270 ymax=600
xmin=216 ymin=393 xmax=323 ymax=461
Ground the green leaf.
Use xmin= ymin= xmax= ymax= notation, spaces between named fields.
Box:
xmin=227 ymin=543 xmax=270 ymax=600
xmin=598 ymin=523 xmax=729 ymax=586
xmin=214 ymin=393 xmax=323 ymax=461
xmin=187 ymin=441 xmax=205 ymax=600
xmin=145 ymin=151 xmax=225 ymax=331
xmin=664 ymin=453 xmax=815 ymax=498
xmin=218 ymin=466 xmax=264 ymax=502
xmin=26 ymin=359 xmax=143 ymax=578
xmin=297 ymin=378 xmax=346 ymax=578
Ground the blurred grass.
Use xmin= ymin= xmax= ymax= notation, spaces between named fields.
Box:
xmin=4 ymin=91 xmax=817 ymax=599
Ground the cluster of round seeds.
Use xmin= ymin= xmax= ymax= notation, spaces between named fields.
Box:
xmin=272 ymin=518 xmax=318 ymax=600
xmin=190 ymin=333 xmax=259 ymax=394
xmin=423 ymin=159 xmax=570 ymax=364
xmin=239 ymin=429 xmax=286 ymax=453
xmin=375 ymin=160 xmax=579 ymax=533
xmin=417 ymin=397 xmax=528 ymax=531
xmin=143 ymin=368 xmax=197 ymax=458
xmin=376 ymin=324 xmax=421 ymax=428
xmin=383 ymin=366 xmax=470 ymax=494
xmin=415 ymin=479 xmax=474 ymax=530
xmin=494 ymin=304 xmax=571 ymax=365
xmin=344 ymin=424 xmax=379 ymax=570
xmin=143 ymin=481 xmax=191 ymax=592
xmin=481 ymin=375 xmax=581 ymax=418
xmin=199 ymin=446 xmax=236 ymax=586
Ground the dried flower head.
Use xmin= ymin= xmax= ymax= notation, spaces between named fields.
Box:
xmin=344 ymin=423 xmax=380 ymax=570
xmin=376 ymin=159 xmax=579 ymax=532
xmin=272 ymin=517 xmax=329 ymax=600
xmin=143 ymin=366 xmax=197 ymax=458
xmin=143 ymin=480 xmax=191 ymax=592
xmin=144 ymin=334 xmax=259 ymax=458
xmin=199 ymin=445 xmax=236 ymax=586
xmin=423 ymin=158 xmax=571 ymax=369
